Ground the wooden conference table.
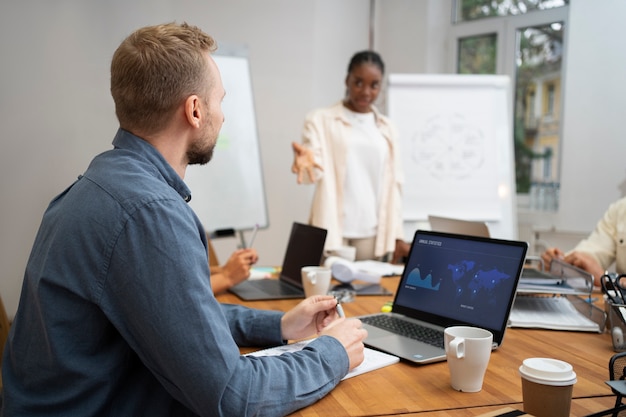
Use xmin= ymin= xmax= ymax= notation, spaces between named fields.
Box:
xmin=216 ymin=276 xmax=618 ymax=416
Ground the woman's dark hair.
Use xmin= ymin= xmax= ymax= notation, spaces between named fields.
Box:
xmin=347 ymin=50 xmax=385 ymax=75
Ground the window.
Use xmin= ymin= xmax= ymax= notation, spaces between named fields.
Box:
xmin=546 ymin=83 xmax=555 ymax=116
xmin=455 ymin=0 xmax=569 ymax=22
xmin=458 ymin=33 xmax=497 ymax=74
xmin=450 ymin=1 xmax=568 ymax=211
xmin=526 ymin=90 xmax=536 ymax=128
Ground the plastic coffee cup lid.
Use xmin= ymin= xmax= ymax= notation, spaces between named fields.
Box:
xmin=519 ymin=358 xmax=577 ymax=386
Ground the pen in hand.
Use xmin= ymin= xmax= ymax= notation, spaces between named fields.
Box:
xmin=336 ymin=300 xmax=345 ymax=318
xmin=247 ymin=224 xmax=259 ymax=249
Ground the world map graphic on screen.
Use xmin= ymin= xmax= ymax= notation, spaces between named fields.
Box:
xmin=404 ymin=260 xmax=511 ymax=298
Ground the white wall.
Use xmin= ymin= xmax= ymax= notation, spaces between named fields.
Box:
xmin=1 ymin=0 xmax=624 ymax=318
xmin=0 ymin=0 xmax=371 ymax=318
xmin=375 ymin=0 xmax=450 ymax=75
xmin=556 ymin=0 xmax=626 ymax=229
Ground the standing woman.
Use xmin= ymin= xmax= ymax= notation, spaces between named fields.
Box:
xmin=291 ymin=50 xmax=409 ymax=262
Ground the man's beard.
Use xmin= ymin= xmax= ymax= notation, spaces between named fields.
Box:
xmin=187 ymin=147 xmax=214 ymax=165
xmin=187 ymin=136 xmax=215 ymax=166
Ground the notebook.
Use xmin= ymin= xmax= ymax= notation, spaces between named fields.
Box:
xmin=246 ymin=338 xmax=399 ymax=380
xmin=428 ymin=215 xmax=491 ymax=238
xmin=228 ymin=222 xmax=327 ymax=300
xmin=358 ymin=230 xmax=528 ymax=364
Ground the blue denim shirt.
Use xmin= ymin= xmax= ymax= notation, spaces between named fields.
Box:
xmin=1 ymin=129 xmax=348 ymax=417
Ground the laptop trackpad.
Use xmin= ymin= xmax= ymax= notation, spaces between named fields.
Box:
xmin=365 ymin=334 xmax=444 ymax=363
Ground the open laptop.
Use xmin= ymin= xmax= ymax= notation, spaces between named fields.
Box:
xmin=228 ymin=222 xmax=327 ymax=300
xmin=359 ymin=230 xmax=528 ymax=364
xmin=428 ymin=215 xmax=491 ymax=238
xmin=427 ymin=214 xmax=551 ymax=282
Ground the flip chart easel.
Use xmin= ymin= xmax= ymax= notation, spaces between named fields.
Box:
xmin=184 ymin=51 xmax=269 ymax=244
xmin=387 ymin=74 xmax=517 ymax=239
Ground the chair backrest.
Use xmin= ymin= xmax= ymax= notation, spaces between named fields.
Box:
xmin=206 ymin=234 xmax=220 ymax=268
xmin=610 ymin=352 xmax=626 ymax=380
xmin=0 ymin=293 xmax=10 ymax=389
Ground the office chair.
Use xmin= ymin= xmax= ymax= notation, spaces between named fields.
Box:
xmin=586 ymin=352 xmax=626 ymax=417
xmin=206 ymin=233 xmax=220 ymax=268
xmin=0 ymin=292 xmax=10 ymax=391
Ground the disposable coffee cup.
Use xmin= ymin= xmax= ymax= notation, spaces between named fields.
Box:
xmin=519 ymin=357 xmax=577 ymax=417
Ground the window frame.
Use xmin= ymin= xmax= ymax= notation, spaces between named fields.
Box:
xmin=448 ymin=5 xmax=569 ymax=198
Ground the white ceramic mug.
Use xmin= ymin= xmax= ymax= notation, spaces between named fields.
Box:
xmin=444 ymin=326 xmax=493 ymax=392
xmin=301 ymin=266 xmax=332 ymax=298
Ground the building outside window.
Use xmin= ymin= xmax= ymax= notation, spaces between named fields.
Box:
xmin=451 ymin=0 xmax=568 ymax=211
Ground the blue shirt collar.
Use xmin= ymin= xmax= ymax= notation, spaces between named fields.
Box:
xmin=111 ymin=128 xmax=192 ymax=202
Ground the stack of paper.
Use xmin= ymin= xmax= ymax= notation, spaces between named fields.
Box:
xmin=353 ymin=260 xmax=404 ymax=277
xmin=509 ymin=295 xmax=601 ymax=332
xmin=517 ymin=275 xmax=591 ymax=296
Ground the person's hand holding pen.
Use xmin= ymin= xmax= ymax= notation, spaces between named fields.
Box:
xmin=220 ymin=248 xmax=259 ymax=286
xmin=335 ymin=300 xmax=345 ymax=319
xmin=281 ymin=295 xmax=367 ymax=371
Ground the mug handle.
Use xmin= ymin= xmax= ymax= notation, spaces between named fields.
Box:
xmin=307 ymin=271 xmax=317 ymax=285
xmin=450 ymin=337 xmax=465 ymax=359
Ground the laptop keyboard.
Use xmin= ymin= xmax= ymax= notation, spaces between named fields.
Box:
xmin=361 ymin=315 xmax=444 ymax=348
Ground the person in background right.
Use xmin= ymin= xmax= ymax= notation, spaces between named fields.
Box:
xmin=541 ymin=196 xmax=626 ymax=286
xmin=291 ymin=50 xmax=409 ymax=263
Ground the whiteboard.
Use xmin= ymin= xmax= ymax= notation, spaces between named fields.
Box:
xmin=184 ymin=53 xmax=268 ymax=233
xmin=388 ymin=74 xmax=517 ymax=239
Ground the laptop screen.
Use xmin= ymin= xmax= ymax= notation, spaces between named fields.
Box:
xmin=394 ymin=230 xmax=527 ymax=340
xmin=280 ymin=222 xmax=328 ymax=288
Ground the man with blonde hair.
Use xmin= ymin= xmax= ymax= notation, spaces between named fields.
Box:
xmin=2 ymin=22 xmax=366 ymax=417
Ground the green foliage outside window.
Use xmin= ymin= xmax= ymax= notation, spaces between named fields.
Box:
xmin=458 ymin=34 xmax=497 ymax=74
xmin=457 ymin=0 xmax=568 ymax=22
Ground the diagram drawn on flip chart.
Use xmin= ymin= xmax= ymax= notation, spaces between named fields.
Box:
xmin=387 ymin=74 xmax=516 ymax=239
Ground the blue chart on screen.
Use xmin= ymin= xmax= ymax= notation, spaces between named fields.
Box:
xmin=406 ymin=268 xmax=440 ymax=290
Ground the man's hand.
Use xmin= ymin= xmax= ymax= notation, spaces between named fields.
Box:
xmin=281 ymin=296 xmax=339 ymax=340
xmin=281 ymin=296 xmax=368 ymax=371
xmin=320 ymin=318 xmax=367 ymax=371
